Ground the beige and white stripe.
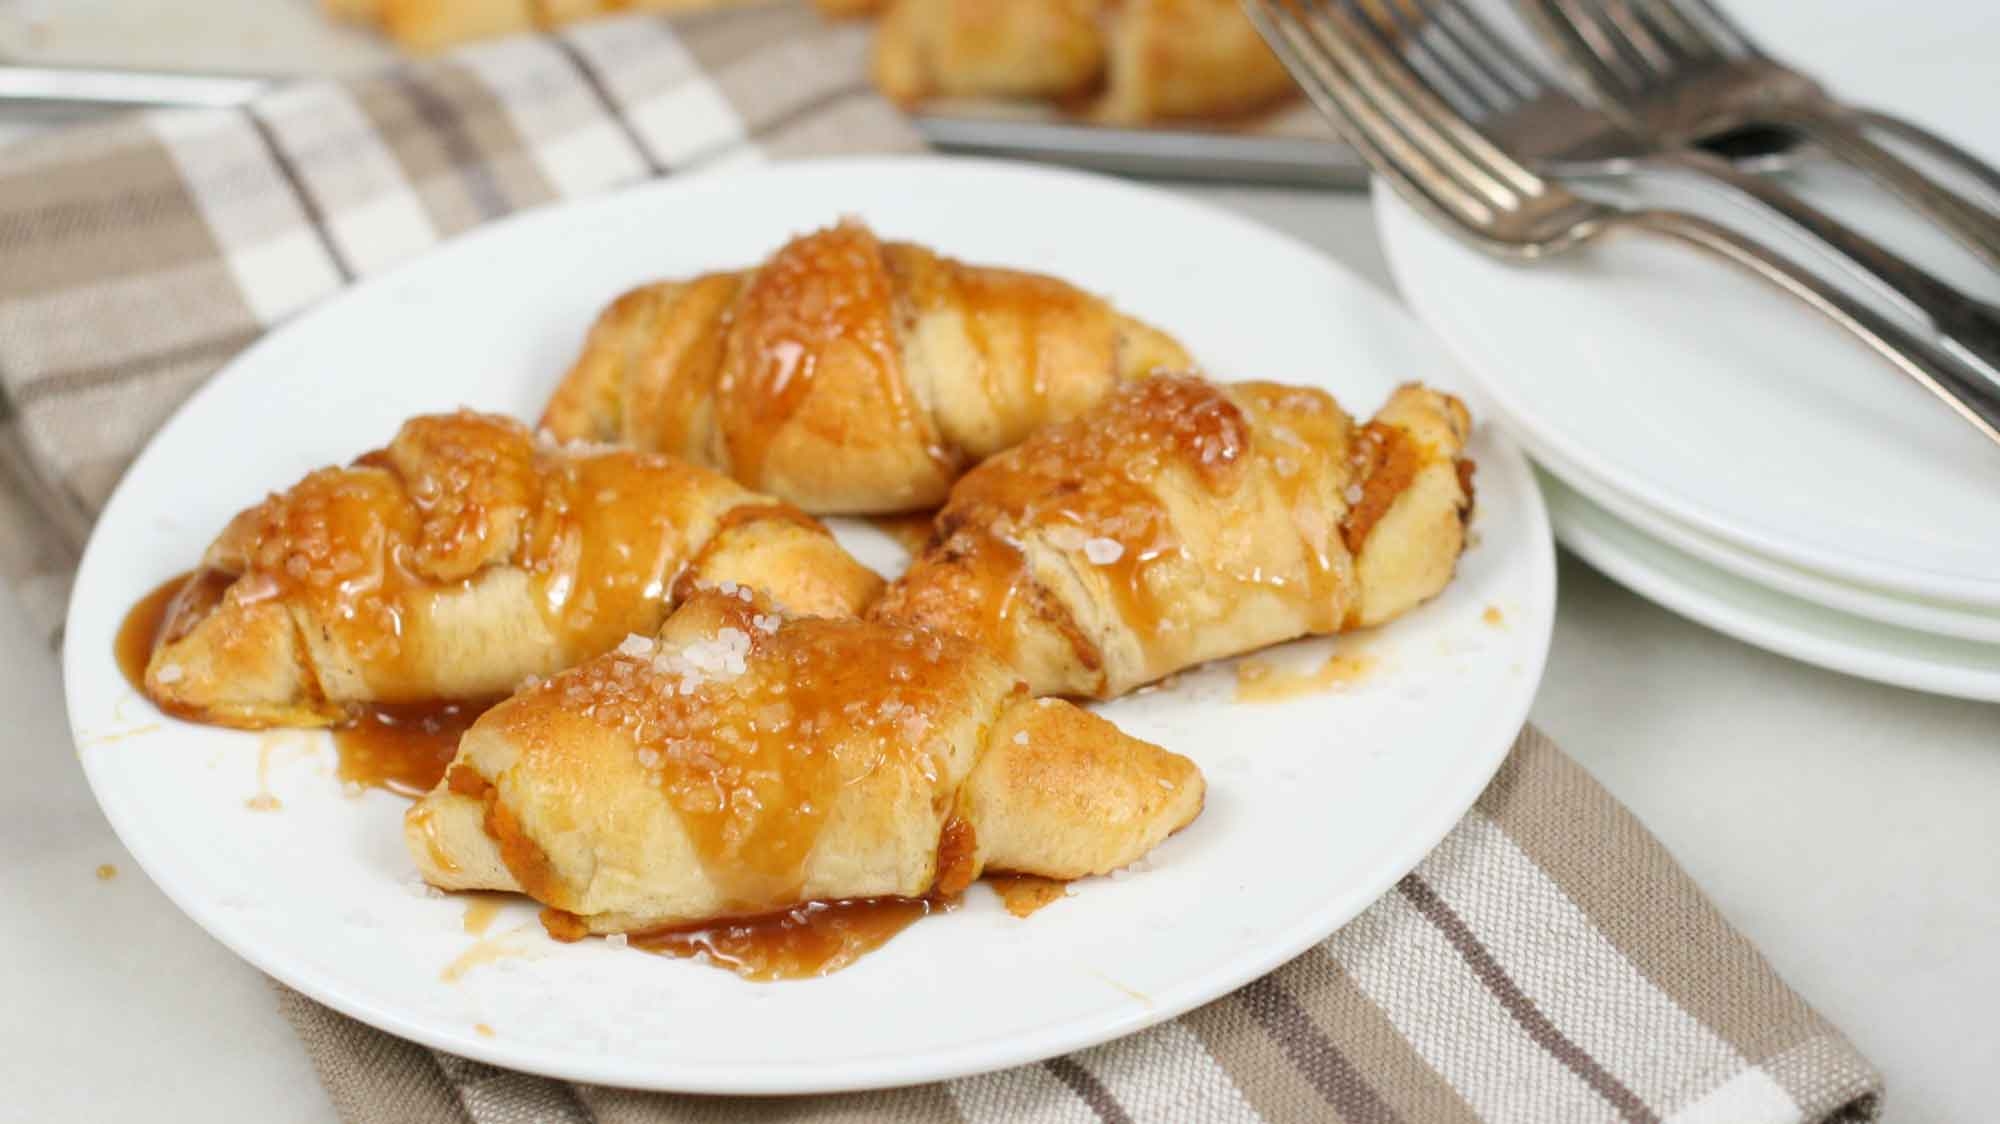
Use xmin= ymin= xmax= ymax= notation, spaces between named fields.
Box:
xmin=0 ymin=7 xmax=1879 ymax=1122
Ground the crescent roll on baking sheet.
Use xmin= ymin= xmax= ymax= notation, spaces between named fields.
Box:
xmin=406 ymin=589 xmax=1204 ymax=938
xmin=330 ymin=0 xmax=793 ymax=53
xmin=869 ymin=375 xmax=1476 ymax=698
xmin=538 ymin=218 xmax=1190 ymax=514
xmin=871 ymin=0 xmax=1297 ymax=123
xmin=873 ymin=0 xmax=1107 ymax=106
xmin=1093 ymin=0 xmax=1300 ymax=124
xmin=141 ymin=410 xmax=881 ymax=729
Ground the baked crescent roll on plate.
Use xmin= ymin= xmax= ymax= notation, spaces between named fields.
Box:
xmin=407 ymin=589 xmax=1204 ymax=937
xmin=141 ymin=410 xmax=881 ymax=729
xmin=539 ymin=218 xmax=1190 ymax=514
xmin=870 ymin=375 xmax=1475 ymax=698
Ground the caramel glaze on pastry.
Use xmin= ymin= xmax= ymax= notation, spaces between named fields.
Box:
xmin=406 ymin=588 xmax=1204 ymax=938
xmin=869 ymin=375 xmax=1476 ymax=699
xmin=539 ymin=218 xmax=1191 ymax=514
xmin=140 ymin=410 xmax=882 ymax=730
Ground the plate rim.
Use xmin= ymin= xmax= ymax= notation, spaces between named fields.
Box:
xmin=1374 ymin=186 xmax=2000 ymax=610
xmin=1487 ymin=387 xmax=2000 ymax=645
xmin=63 ymin=154 xmax=1556 ymax=1094
xmin=1542 ymin=472 xmax=2000 ymax=702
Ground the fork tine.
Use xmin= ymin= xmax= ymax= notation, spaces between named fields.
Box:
xmin=1587 ymin=0 xmax=1685 ymax=75
xmin=1383 ymin=0 xmax=1545 ymax=119
xmin=1304 ymin=0 xmax=1544 ymax=202
xmin=1374 ymin=0 xmax=1510 ymax=122
xmin=1412 ymin=0 xmax=1552 ymax=103
xmin=1670 ymin=0 xmax=1764 ymax=58
xmin=1535 ymin=0 xmax=1648 ymax=93
xmin=1621 ymin=0 xmax=1727 ymax=64
xmin=1245 ymin=0 xmax=1505 ymax=228
xmin=1363 ymin=0 xmax=1499 ymax=122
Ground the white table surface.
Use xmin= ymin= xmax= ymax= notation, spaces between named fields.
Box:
xmin=3 ymin=4 xmax=1996 ymax=1122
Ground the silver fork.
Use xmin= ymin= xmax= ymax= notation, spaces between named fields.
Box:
xmin=1515 ymin=0 xmax=2000 ymax=271
xmin=1379 ymin=0 xmax=2000 ymax=379
xmin=1240 ymin=0 xmax=2000 ymax=447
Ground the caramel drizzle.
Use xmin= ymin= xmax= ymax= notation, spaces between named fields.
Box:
xmin=135 ymin=412 xmax=820 ymax=728
xmin=1341 ymin=421 xmax=1421 ymax=555
xmin=718 ymin=222 xmax=956 ymax=490
xmin=507 ymin=593 xmax=980 ymax=917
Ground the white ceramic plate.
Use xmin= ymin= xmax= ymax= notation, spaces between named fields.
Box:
xmin=1375 ymin=0 xmax=2000 ymax=609
xmin=64 ymin=158 xmax=1554 ymax=1094
xmin=1543 ymin=471 xmax=2000 ymax=701
xmin=1505 ymin=409 xmax=2000 ymax=645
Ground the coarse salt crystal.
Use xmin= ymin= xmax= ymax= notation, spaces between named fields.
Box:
xmin=155 ymin=663 xmax=184 ymax=685
xmin=1083 ymin=537 xmax=1124 ymax=565
xmin=1013 ymin=731 xmax=1029 ymax=745
xmin=1157 ymin=778 xmax=1176 ymax=790
xmin=606 ymin=933 xmax=629 ymax=948
xmin=616 ymin=633 xmax=655 ymax=657
xmin=1344 ymin=483 xmax=1364 ymax=505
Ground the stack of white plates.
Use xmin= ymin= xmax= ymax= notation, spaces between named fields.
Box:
xmin=1372 ymin=0 xmax=2000 ymax=701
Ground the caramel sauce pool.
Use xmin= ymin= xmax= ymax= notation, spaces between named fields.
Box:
xmin=1234 ymin=651 xmax=1375 ymax=703
xmin=332 ymin=701 xmax=495 ymax=798
xmin=115 ymin=570 xmax=212 ymax=693
xmin=990 ymin=875 xmax=1069 ymax=918
xmin=630 ymin=897 xmax=940 ymax=981
xmin=121 ymin=575 xmax=489 ymax=798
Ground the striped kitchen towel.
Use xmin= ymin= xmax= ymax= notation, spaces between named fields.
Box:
xmin=0 ymin=5 xmax=1880 ymax=1122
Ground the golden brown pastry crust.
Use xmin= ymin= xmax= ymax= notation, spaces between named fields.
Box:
xmin=359 ymin=0 xmax=782 ymax=52
xmin=406 ymin=590 xmax=1203 ymax=933
xmin=540 ymin=219 xmax=1190 ymax=514
xmin=143 ymin=410 xmax=881 ymax=729
xmin=869 ymin=376 xmax=1475 ymax=698
xmin=873 ymin=0 xmax=1105 ymax=105
xmin=1094 ymin=0 xmax=1298 ymax=123
xmin=869 ymin=0 xmax=1297 ymax=122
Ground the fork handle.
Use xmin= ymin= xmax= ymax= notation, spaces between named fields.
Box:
xmin=1766 ymin=106 xmax=2000 ymax=273
xmin=1854 ymin=110 xmax=2000 ymax=211
xmin=1620 ymin=209 xmax=2000 ymax=446
xmin=1645 ymin=148 xmax=2000 ymax=379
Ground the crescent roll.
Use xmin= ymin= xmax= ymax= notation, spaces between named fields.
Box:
xmin=869 ymin=375 xmax=1475 ymax=698
xmin=873 ymin=0 xmax=1106 ymax=105
xmin=406 ymin=589 xmax=1204 ymax=936
xmin=539 ymin=218 xmax=1190 ymax=514
xmin=353 ymin=0 xmax=780 ymax=52
xmin=1093 ymin=0 xmax=1299 ymax=124
xmin=142 ymin=410 xmax=882 ymax=730
xmin=869 ymin=0 xmax=1296 ymax=123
